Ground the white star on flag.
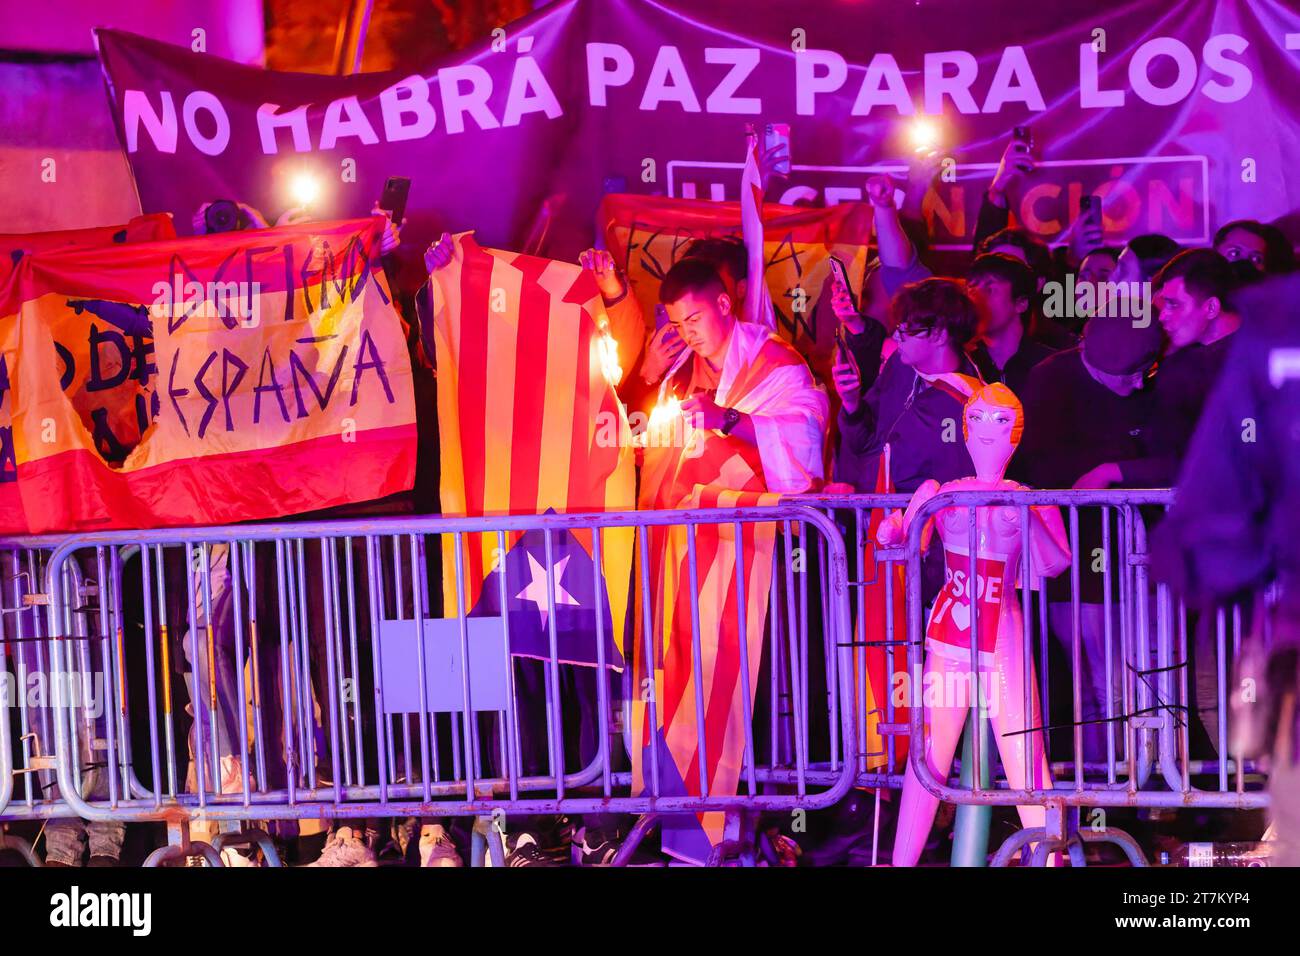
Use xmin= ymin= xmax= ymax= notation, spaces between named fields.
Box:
xmin=515 ymin=552 xmax=580 ymax=628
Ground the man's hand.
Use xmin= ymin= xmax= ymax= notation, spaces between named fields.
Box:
xmin=865 ymin=174 xmax=898 ymax=210
xmin=237 ymin=202 xmax=269 ymax=229
xmin=1062 ymin=202 xmax=1104 ymax=262
xmin=758 ymin=141 xmax=790 ymax=193
xmin=875 ymin=511 xmax=904 ymax=546
xmin=372 ymin=202 xmax=406 ymax=255
xmin=1073 ymin=462 xmax=1122 ymax=489
xmin=988 ymin=137 xmax=1035 ymax=207
xmin=822 ymin=481 xmax=856 ymax=495
xmin=680 ymin=391 xmax=728 ymax=432
xmin=641 ymin=324 xmax=688 ymax=385
xmin=425 ymin=232 xmax=454 ymax=274
xmin=276 ymin=205 xmax=312 ymax=227
xmin=831 ymin=357 xmax=862 ymax=415
xmin=830 ymin=280 xmax=865 ymax=335
xmin=578 ymin=248 xmax=626 ymax=301
xmin=904 ymin=149 xmax=944 ymax=217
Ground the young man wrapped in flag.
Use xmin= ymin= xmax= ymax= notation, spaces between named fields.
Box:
xmin=634 ymin=255 xmax=828 ymax=864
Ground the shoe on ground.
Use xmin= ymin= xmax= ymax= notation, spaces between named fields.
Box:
xmin=391 ymin=817 xmax=420 ymax=861
xmin=220 ymin=847 xmax=257 ymax=868
xmin=418 ymin=825 xmax=463 ymax=867
xmin=577 ymin=826 xmax=619 ymax=865
xmin=575 ymin=826 xmax=665 ymax=867
xmin=304 ymin=826 xmax=378 ymax=867
xmin=502 ymin=832 xmax=559 ymax=867
xmin=43 ymin=859 xmax=74 ymax=868
xmin=87 ymin=855 xmax=118 ymax=868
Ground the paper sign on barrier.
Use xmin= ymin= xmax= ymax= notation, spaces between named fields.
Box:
xmin=378 ymin=616 xmax=510 ymax=715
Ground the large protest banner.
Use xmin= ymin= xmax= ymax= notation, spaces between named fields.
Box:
xmin=0 ymin=217 xmax=416 ymax=534
xmin=430 ymin=233 xmax=635 ymax=667
xmin=97 ymin=0 xmax=1300 ymax=263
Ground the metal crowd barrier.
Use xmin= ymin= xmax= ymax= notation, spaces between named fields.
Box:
xmin=4 ymin=505 xmax=857 ymax=866
xmin=1 ymin=539 xmax=96 ymax=823
xmin=3 ymin=490 xmax=1274 ymax=867
xmin=790 ymin=489 xmax=1272 ymax=866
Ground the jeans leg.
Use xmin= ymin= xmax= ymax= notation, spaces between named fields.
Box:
xmin=43 ymin=817 xmax=87 ymax=866
xmin=84 ymin=768 xmax=125 ymax=861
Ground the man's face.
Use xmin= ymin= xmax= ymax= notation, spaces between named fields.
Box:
xmin=1078 ymin=251 xmax=1118 ymax=316
xmin=1085 ymin=356 xmax=1149 ymax=396
xmin=1215 ymin=228 xmax=1268 ymax=273
xmin=1156 ymin=276 xmax=1217 ymax=349
xmin=665 ymin=288 xmax=735 ymax=363
xmin=1079 ymin=251 xmax=1117 ymax=287
xmin=892 ymin=320 xmax=946 ymax=369
xmin=967 ymin=273 xmax=1022 ymax=336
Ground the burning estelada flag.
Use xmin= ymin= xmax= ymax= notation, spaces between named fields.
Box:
xmin=430 ymin=233 xmax=635 ymax=668
xmin=635 ymin=420 xmax=782 ymax=864
xmin=0 ymin=217 xmax=417 ymax=533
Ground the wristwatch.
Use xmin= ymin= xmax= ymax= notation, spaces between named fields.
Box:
xmin=720 ymin=406 xmax=741 ymax=435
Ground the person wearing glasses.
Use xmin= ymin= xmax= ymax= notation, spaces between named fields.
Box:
xmin=832 ymin=276 xmax=983 ymax=497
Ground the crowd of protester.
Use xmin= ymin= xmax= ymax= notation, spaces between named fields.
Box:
xmin=9 ymin=128 xmax=1297 ymax=870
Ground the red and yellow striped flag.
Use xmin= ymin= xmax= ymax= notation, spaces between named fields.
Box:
xmin=633 ymin=428 xmax=781 ymax=864
xmin=430 ymin=234 xmax=635 ymax=658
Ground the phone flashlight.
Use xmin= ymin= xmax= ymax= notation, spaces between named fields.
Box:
xmin=909 ymin=118 xmax=940 ymax=153
xmin=290 ymin=173 xmax=320 ymax=208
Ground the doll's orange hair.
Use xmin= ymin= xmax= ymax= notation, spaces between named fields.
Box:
xmin=962 ymin=382 xmax=1024 ymax=445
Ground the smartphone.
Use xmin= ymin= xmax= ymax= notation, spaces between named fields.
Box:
xmin=378 ymin=176 xmax=412 ymax=224
xmin=828 ymin=255 xmax=852 ymax=296
xmin=835 ymin=325 xmax=862 ymax=382
xmin=834 ymin=324 xmax=850 ymax=365
xmin=1080 ymin=195 xmax=1101 ymax=217
xmin=1012 ymin=125 xmax=1032 ymax=148
xmin=764 ymin=123 xmax=792 ymax=175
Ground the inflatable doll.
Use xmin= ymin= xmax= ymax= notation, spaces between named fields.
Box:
xmin=876 ymin=381 xmax=1071 ymax=866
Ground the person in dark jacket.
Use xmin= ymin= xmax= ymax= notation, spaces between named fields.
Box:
xmin=1112 ymin=249 xmax=1242 ymax=489
xmin=832 ymin=277 xmax=982 ymax=495
xmin=1152 ymin=273 xmax=1300 ymax=865
xmin=966 ymin=252 xmax=1057 ymax=398
xmin=1018 ymin=312 xmax=1165 ymax=761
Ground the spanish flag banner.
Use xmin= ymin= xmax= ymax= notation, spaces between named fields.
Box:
xmin=0 ymin=217 xmax=416 ymax=534
xmin=0 ymin=213 xmax=176 ymax=284
xmin=431 ymin=234 xmax=635 ymax=668
xmin=599 ymin=194 xmax=873 ymax=373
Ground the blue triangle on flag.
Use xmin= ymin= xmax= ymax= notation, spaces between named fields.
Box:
xmin=468 ymin=514 xmax=624 ymax=670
